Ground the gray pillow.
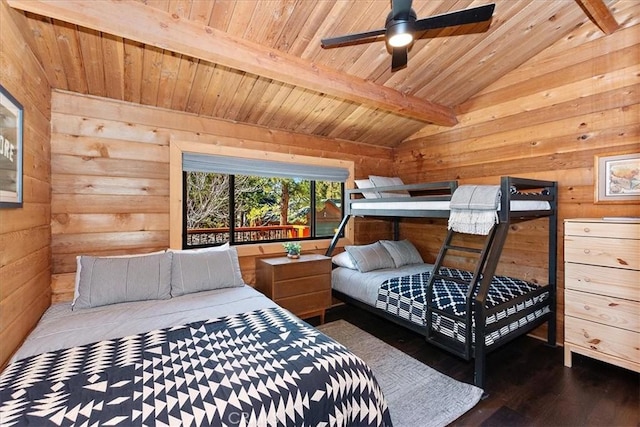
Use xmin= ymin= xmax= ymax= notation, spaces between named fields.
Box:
xmin=380 ymin=240 xmax=424 ymax=267
xmin=74 ymin=251 xmax=173 ymax=309
xmin=171 ymin=246 xmax=244 ymax=297
xmin=345 ymin=242 xmax=395 ymax=273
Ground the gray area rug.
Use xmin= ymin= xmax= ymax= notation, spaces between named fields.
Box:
xmin=317 ymin=320 xmax=483 ymax=427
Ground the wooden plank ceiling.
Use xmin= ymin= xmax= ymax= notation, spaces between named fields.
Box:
xmin=9 ymin=0 xmax=623 ymax=148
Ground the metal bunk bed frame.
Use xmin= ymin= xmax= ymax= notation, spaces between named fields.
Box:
xmin=325 ymin=176 xmax=558 ymax=389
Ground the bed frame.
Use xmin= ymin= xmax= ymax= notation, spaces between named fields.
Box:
xmin=326 ymin=176 xmax=558 ymax=389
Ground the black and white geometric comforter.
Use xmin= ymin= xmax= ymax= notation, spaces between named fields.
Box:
xmin=376 ymin=267 xmax=550 ymax=346
xmin=0 ymin=307 xmax=391 ymax=426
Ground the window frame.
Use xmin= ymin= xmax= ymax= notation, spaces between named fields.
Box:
xmin=169 ymin=140 xmax=354 ymax=255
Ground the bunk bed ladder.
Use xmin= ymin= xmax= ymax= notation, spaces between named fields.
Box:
xmin=425 ymin=221 xmax=510 ymax=388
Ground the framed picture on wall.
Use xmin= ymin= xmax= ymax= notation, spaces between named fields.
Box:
xmin=594 ymin=153 xmax=640 ymax=204
xmin=0 ymin=85 xmax=23 ymax=208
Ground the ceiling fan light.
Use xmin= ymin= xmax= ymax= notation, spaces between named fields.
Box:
xmin=388 ymin=32 xmax=413 ymax=47
xmin=387 ymin=21 xmax=414 ymax=47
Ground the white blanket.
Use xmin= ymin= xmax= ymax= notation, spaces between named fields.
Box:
xmin=448 ymin=185 xmax=501 ymax=235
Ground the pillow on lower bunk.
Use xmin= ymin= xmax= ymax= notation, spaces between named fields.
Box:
xmin=74 ymin=251 xmax=173 ymax=310
xmin=345 ymin=242 xmax=396 ymax=273
xmin=170 ymin=246 xmax=244 ymax=297
xmin=380 ymin=239 xmax=424 ymax=267
xmin=331 ymin=251 xmax=358 ymax=270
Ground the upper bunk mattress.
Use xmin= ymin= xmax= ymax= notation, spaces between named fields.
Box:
xmin=349 ymin=199 xmax=551 ymax=212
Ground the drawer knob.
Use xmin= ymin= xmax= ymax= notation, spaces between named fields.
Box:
xmin=583 ymin=227 xmax=590 ymax=233
xmin=584 ymin=277 xmax=591 ymax=282
xmin=583 ymin=249 xmax=590 ymax=254
xmin=583 ymin=305 xmax=590 ymax=311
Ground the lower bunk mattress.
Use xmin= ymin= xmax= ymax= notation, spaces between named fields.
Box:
xmin=0 ymin=286 xmax=391 ymax=426
xmin=332 ymin=265 xmax=550 ymax=347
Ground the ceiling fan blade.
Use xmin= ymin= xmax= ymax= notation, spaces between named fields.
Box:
xmin=391 ymin=0 xmax=413 ymax=19
xmin=391 ymin=47 xmax=408 ymax=71
xmin=321 ymin=28 xmax=386 ymax=47
xmin=414 ymin=3 xmax=496 ymax=32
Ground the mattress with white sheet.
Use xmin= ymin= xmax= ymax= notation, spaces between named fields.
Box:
xmin=349 ymin=199 xmax=551 ymax=212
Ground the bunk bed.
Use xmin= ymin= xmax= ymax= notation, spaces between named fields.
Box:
xmin=326 ymin=176 xmax=558 ymax=389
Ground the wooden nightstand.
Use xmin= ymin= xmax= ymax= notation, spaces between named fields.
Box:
xmin=255 ymin=254 xmax=332 ymax=323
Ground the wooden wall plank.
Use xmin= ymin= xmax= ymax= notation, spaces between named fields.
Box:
xmin=50 ymin=90 xmax=394 ymax=303
xmin=0 ymin=1 xmax=52 ymax=368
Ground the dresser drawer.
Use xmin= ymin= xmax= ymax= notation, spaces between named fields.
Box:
xmin=565 ymin=263 xmax=640 ymax=301
xmin=565 ymin=235 xmax=640 ymax=270
xmin=565 ymin=316 xmax=640 ymax=364
xmin=565 ymin=289 xmax=639 ymax=332
xmin=565 ymin=221 xmax=640 ymax=239
xmin=273 ymin=275 xmax=330 ymax=299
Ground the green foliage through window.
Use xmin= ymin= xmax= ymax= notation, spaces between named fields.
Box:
xmin=184 ymin=172 xmax=343 ymax=248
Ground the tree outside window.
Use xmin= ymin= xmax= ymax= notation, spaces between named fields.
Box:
xmin=184 ymin=172 xmax=343 ymax=248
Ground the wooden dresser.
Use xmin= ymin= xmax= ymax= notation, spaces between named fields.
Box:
xmin=564 ymin=218 xmax=640 ymax=372
xmin=255 ymin=254 xmax=332 ymax=323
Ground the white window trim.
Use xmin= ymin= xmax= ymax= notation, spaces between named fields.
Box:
xmin=169 ymin=140 xmax=354 ymax=256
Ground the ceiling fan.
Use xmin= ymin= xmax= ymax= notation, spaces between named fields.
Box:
xmin=321 ymin=0 xmax=496 ymax=72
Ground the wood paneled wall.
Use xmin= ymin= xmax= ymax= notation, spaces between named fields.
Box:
xmin=393 ymin=16 xmax=640 ymax=342
xmin=50 ymin=91 xmax=393 ymax=302
xmin=0 ymin=1 xmax=52 ymax=368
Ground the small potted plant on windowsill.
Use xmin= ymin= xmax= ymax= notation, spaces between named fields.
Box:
xmin=283 ymin=242 xmax=302 ymax=259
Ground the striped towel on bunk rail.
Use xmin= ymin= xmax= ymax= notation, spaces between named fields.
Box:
xmin=448 ymin=185 xmax=501 ymax=235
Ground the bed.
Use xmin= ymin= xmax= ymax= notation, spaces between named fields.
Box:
xmin=327 ymin=176 xmax=557 ymax=389
xmin=0 ymin=247 xmax=392 ymax=426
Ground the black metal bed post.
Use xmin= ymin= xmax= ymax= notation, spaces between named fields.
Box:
xmin=547 ymin=182 xmax=558 ymax=346
xmin=473 ymin=221 xmax=510 ymax=389
xmin=325 ymin=214 xmax=351 ymax=257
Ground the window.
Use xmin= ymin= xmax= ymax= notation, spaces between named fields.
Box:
xmin=182 ymin=152 xmax=347 ymax=249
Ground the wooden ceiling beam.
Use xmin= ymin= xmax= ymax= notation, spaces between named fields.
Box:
xmin=575 ymin=0 xmax=620 ymax=34
xmin=8 ymin=0 xmax=458 ymax=126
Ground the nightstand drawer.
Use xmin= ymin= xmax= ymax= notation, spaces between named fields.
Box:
xmin=272 ymin=260 xmax=331 ymax=281
xmin=273 ymin=275 xmax=330 ymax=299
xmin=277 ymin=290 xmax=331 ymax=316
xmin=565 ymin=289 xmax=639 ymax=332
xmin=565 ymin=263 xmax=640 ymax=300
xmin=565 ymin=316 xmax=640 ymax=364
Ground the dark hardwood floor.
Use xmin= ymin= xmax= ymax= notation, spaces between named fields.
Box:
xmin=314 ymin=304 xmax=639 ymax=427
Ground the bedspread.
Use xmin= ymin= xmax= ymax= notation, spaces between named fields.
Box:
xmin=0 ymin=307 xmax=391 ymax=426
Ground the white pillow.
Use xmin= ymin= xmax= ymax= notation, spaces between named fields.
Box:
xmin=74 ymin=251 xmax=173 ymax=310
xmin=345 ymin=242 xmax=396 ymax=273
xmin=380 ymin=240 xmax=424 ymax=267
xmin=170 ymin=246 xmax=244 ymax=297
xmin=368 ymin=175 xmax=410 ymax=198
xmin=332 ymin=251 xmax=357 ymax=270
xmin=354 ymin=179 xmax=380 ymax=199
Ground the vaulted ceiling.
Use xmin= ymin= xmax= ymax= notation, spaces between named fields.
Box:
xmin=7 ymin=0 xmax=629 ymax=147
